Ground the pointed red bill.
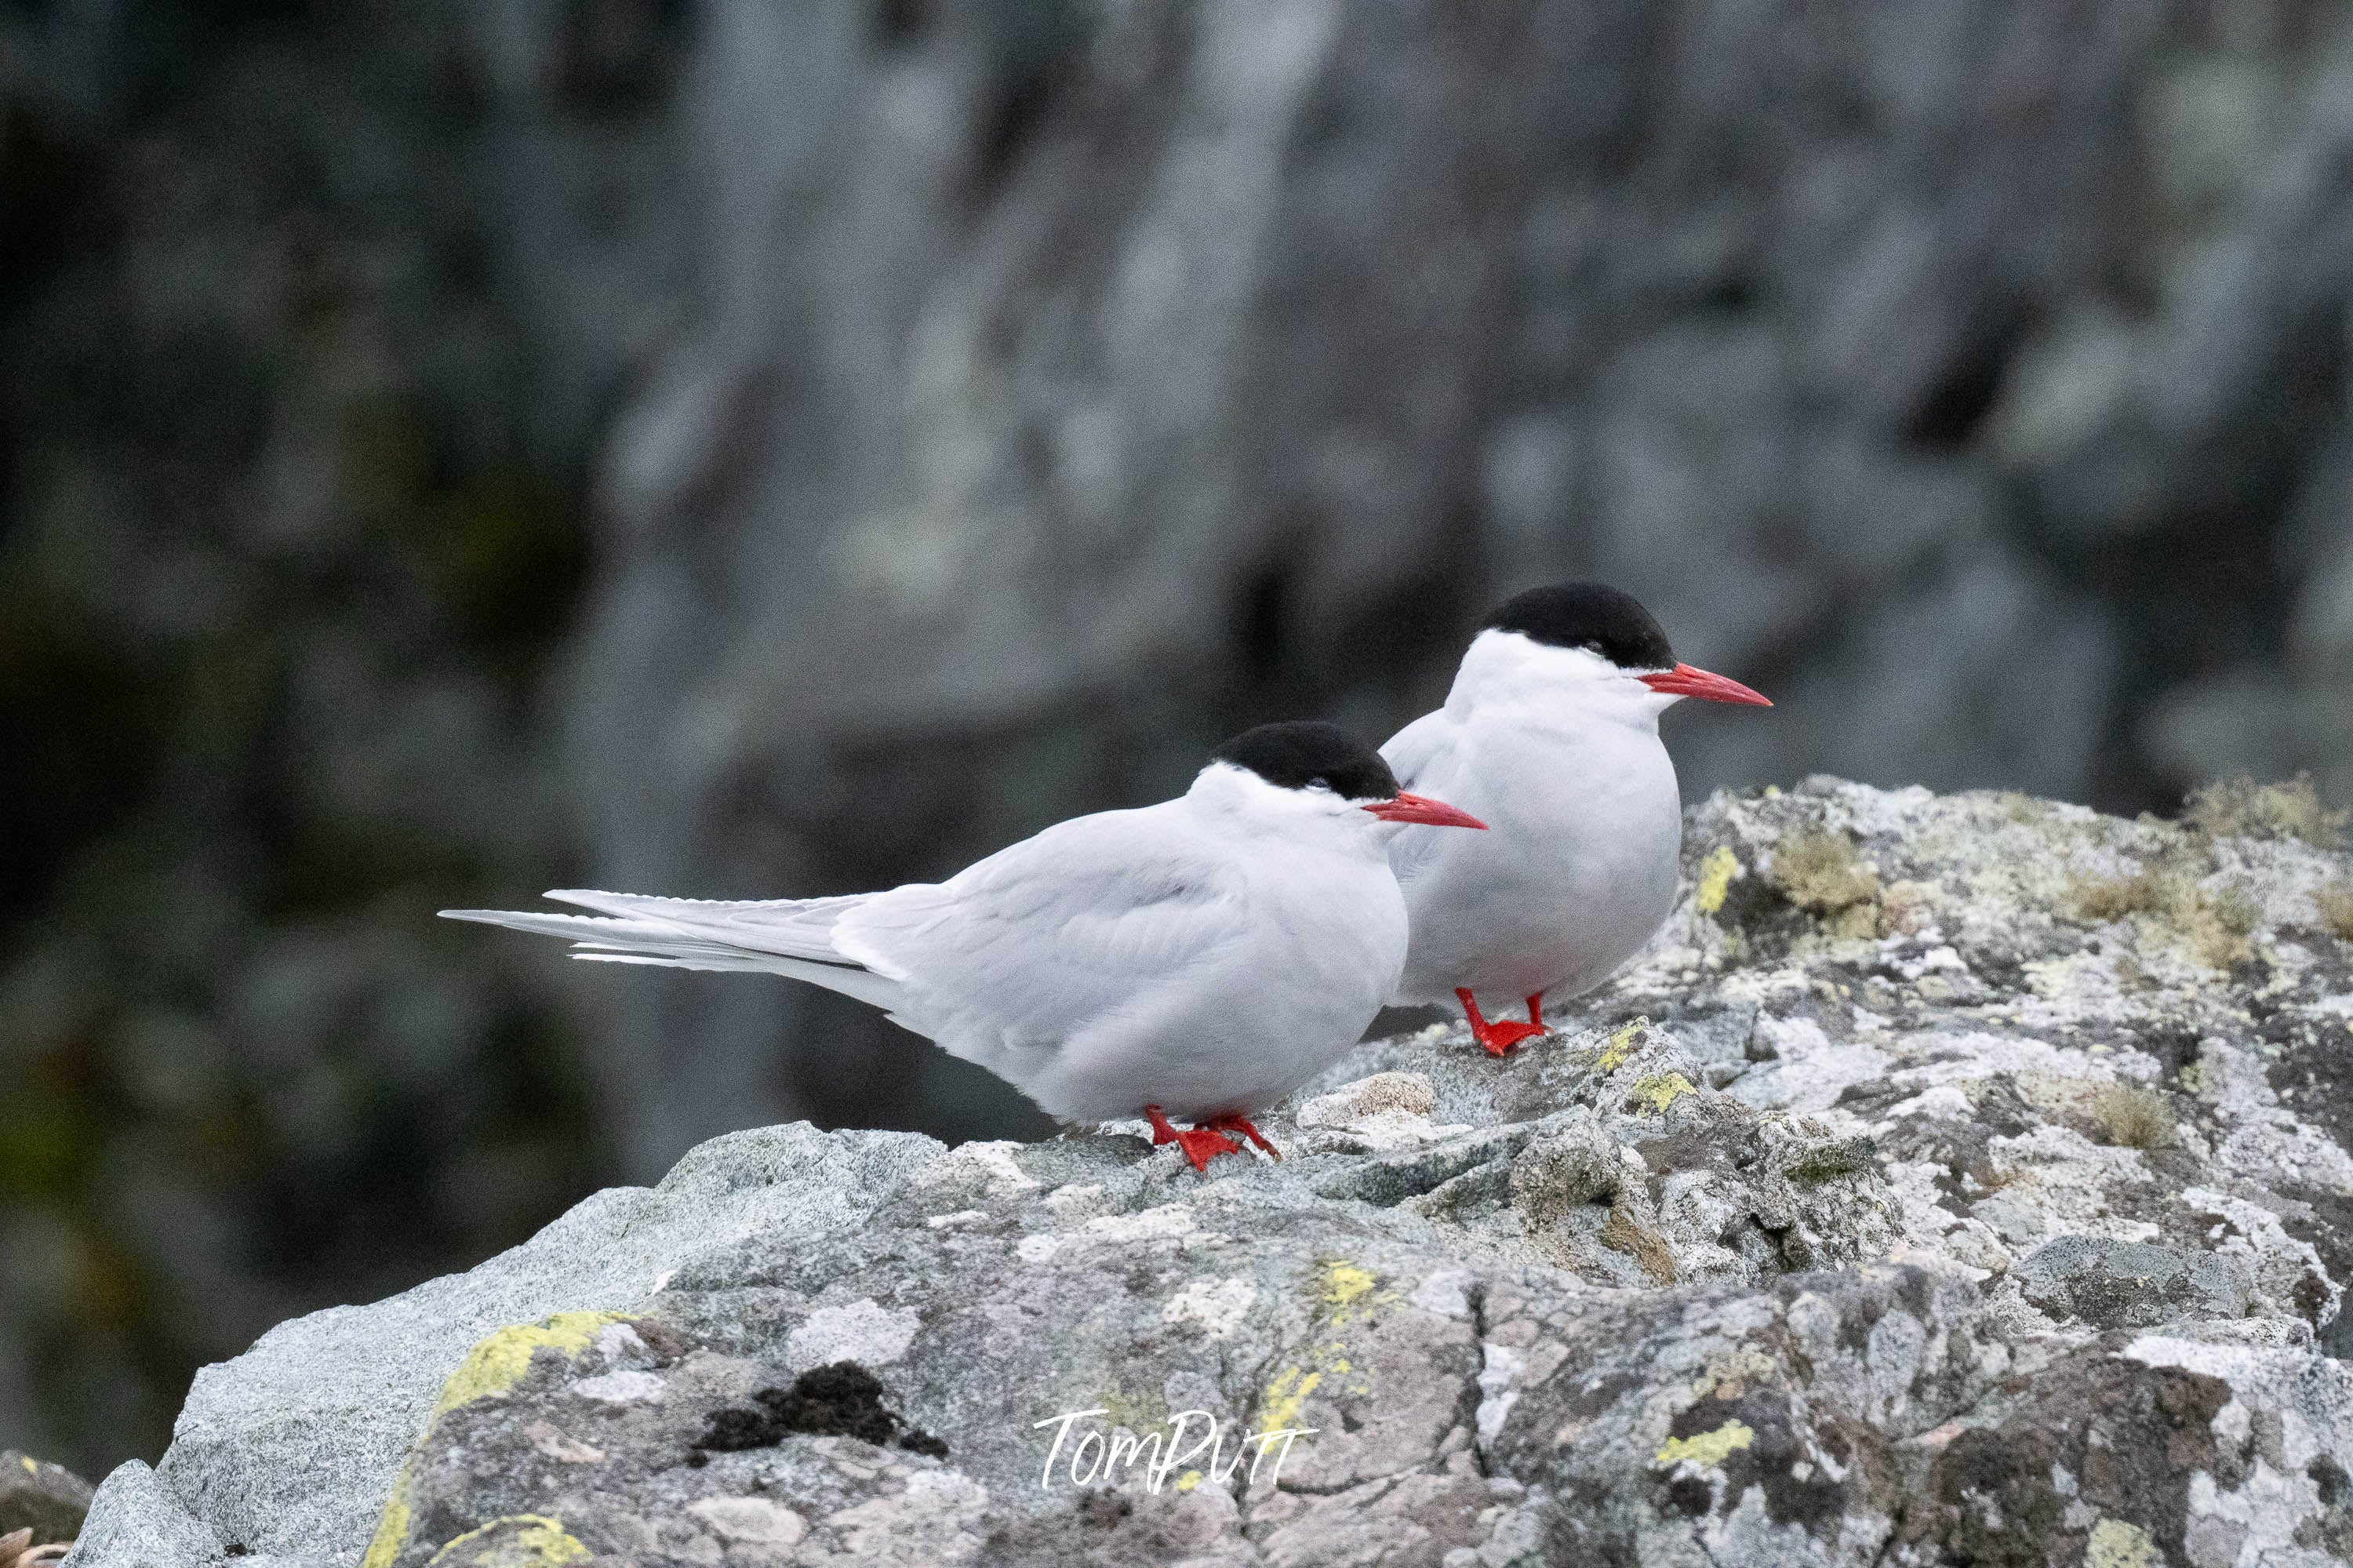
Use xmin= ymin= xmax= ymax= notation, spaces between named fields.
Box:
xmin=1637 ymin=663 xmax=1772 ymax=706
xmin=1363 ymin=792 xmax=1488 ymax=829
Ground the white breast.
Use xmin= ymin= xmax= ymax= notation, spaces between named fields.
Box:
xmin=1381 ymin=637 xmax=1685 ymax=1008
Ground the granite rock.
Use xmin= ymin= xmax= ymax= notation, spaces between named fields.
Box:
xmin=66 ymin=1466 xmax=231 ymax=1568
xmin=68 ymin=779 xmax=2353 ymax=1566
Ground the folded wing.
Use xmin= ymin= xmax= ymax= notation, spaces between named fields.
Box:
xmin=833 ymin=807 xmax=1246 ymax=1070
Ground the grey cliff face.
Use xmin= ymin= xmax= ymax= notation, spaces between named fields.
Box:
xmin=526 ymin=0 xmax=2353 ymax=1171
xmin=64 ymin=778 xmax=2353 ymax=1566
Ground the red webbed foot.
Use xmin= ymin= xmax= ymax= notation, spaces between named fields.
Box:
xmin=1144 ymin=1105 xmax=1242 ymax=1172
xmin=1202 ymin=1112 xmax=1282 ymax=1162
xmin=1457 ymin=988 xmax=1547 ymax=1057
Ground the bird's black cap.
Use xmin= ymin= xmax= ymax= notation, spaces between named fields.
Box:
xmin=1483 ymin=581 xmax=1674 ymax=670
xmin=1211 ymin=721 xmax=1400 ymax=801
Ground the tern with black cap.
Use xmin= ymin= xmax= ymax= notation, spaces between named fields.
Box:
xmin=444 ymin=721 xmax=1484 ymax=1170
xmin=1381 ymin=582 xmax=1771 ymax=1056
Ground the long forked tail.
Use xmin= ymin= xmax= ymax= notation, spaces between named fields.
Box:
xmin=438 ymin=889 xmax=904 ymax=1010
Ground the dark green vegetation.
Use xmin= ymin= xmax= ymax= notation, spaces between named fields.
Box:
xmin=0 ymin=9 xmax=606 ymax=1471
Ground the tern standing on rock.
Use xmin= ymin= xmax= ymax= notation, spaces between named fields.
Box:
xmin=445 ymin=722 xmax=1485 ymax=1170
xmin=1381 ymin=582 xmax=1772 ymax=1056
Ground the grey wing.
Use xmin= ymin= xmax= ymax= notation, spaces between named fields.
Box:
xmin=832 ymin=806 xmax=1246 ymax=1068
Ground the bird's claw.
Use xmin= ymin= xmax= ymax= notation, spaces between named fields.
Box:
xmin=1144 ymin=1106 xmax=1245 ymax=1172
xmin=1203 ymin=1112 xmax=1282 ymax=1161
xmin=1169 ymin=1127 xmax=1242 ymax=1171
xmin=1472 ymin=1020 xmax=1546 ymax=1057
xmin=1457 ymin=988 xmax=1547 ymax=1057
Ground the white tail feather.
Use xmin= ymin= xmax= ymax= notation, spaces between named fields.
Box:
xmin=439 ymin=892 xmax=905 ymax=1010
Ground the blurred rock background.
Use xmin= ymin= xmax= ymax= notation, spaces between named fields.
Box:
xmin=5 ymin=0 xmax=2352 ymax=1475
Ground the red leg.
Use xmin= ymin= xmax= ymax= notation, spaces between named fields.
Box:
xmin=1526 ymin=994 xmax=1545 ymax=1030
xmin=1143 ymin=1105 xmax=1242 ymax=1173
xmin=1456 ymin=988 xmax=1545 ymax=1057
xmin=1203 ymin=1113 xmax=1282 ymax=1162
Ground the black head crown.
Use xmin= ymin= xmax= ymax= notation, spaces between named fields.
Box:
xmin=1483 ymin=581 xmax=1674 ymax=670
xmin=1210 ymin=721 xmax=1400 ymax=802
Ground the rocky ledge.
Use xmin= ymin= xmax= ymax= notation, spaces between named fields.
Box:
xmin=68 ymin=779 xmax=2353 ymax=1568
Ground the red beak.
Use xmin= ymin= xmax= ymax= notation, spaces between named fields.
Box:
xmin=1637 ymin=663 xmax=1772 ymax=706
xmin=1364 ymin=792 xmax=1488 ymax=830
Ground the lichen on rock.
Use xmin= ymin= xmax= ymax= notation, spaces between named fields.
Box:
xmin=68 ymin=779 xmax=2353 ymax=1566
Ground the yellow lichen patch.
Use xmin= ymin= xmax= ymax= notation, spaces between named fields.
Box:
xmin=1319 ymin=1261 xmax=1377 ymax=1315
xmin=1175 ymin=1470 xmax=1203 ymax=1493
xmin=1654 ymin=1420 xmax=1754 ymax=1469
xmin=360 ymin=1463 xmax=417 ymax=1568
xmin=1257 ymin=1260 xmax=1392 ymax=1439
xmin=1594 ymin=1017 xmax=1649 ymax=1074
xmin=2181 ymin=773 xmax=2347 ymax=849
xmin=364 ymin=1312 xmax=638 ymax=1568
xmin=1310 ymin=1257 xmax=1399 ymax=1324
xmin=1631 ymin=1072 xmax=1695 ymax=1115
xmin=435 ymin=1313 xmax=632 ymax=1418
xmin=2085 ymin=1516 xmax=2158 ymax=1568
xmin=1693 ymin=846 xmax=1739 ymax=915
xmin=1258 ymin=1365 xmax=1324 ymax=1433
xmin=425 ymin=1515 xmax=591 ymax=1568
